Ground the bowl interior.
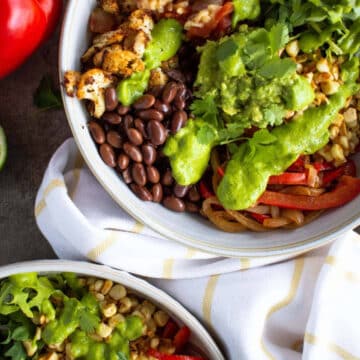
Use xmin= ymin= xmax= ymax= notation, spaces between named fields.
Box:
xmin=59 ymin=0 xmax=360 ymax=258
xmin=0 ymin=260 xmax=225 ymax=359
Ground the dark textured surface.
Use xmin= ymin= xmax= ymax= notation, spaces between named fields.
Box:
xmin=0 ymin=26 xmax=67 ymax=265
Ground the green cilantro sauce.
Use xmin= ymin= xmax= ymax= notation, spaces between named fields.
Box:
xmin=0 ymin=273 xmax=144 ymax=360
xmin=116 ymin=19 xmax=183 ymax=106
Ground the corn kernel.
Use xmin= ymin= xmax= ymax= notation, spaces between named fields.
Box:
xmin=285 ymin=40 xmax=299 ymax=57
xmin=108 ymin=313 xmax=125 ymax=328
xmin=97 ymin=323 xmax=113 ymax=338
xmin=101 ymin=280 xmax=113 ymax=295
xmin=331 ymin=144 xmax=345 ymax=161
xmin=119 ymin=297 xmax=132 ymax=313
xmin=316 ymin=58 xmax=330 ymax=73
xmin=321 ymin=80 xmax=340 ymax=95
xmin=109 ymin=284 xmax=127 ymax=300
xmin=153 ymin=310 xmax=169 ymax=327
xmin=94 ymin=280 xmax=104 ymax=292
xmin=102 ymin=303 xmax=117 ymax=318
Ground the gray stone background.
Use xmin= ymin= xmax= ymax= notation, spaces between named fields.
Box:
xmin=0 ymin=24 xmax=66 ymax=264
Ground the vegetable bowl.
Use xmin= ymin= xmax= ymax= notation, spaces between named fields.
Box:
xmin=59 ymin=0 xmax=360 ymax=258
xmin=0 ymin=260 xmax=224 ymax=359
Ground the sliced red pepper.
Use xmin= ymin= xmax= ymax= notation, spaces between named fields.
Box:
xmin=163 ymin=319 xmax=179 ymax=339
xmin=268 ymin=172 xmax=308 ymax=185
xmin=322 ymin=160 xmax=357 ymax=185
xmin=217 ymin=167 xmax=225 ymax=177
xmin=199 ymin=181 xmax=214 ymax=199
xmin=174 ymin=326 xmax=191 ymax=351
xmin=258 ymin=176 xmax=360 ymax=210
xmin=147 ymin=349 xmax=205 ymax=360
xmin=313 ymin=162 xmax=334 ymax=172
xmin=248 ymin=213 xmax=270 ymax=224
xmin=287 ymin=156 xmax=305 ymax=172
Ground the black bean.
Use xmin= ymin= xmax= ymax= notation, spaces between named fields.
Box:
xmin=102 ymin=111 xmax=122 ymax=125
xmin=138 ymin=109 xmax=164 ymax=122
xmin=105 ymin=87 xmax=118 ymax=111
xmin=123 ymin=114 xmax=134 ymax=130
xmin=134 ymin=118 xmax=147 ymax=139
xmin=132 ymin=163 xmax=147 ymax=186
xmin=163 ymin=196 xmax=185 ymax=212
xmin=173 ymin=184 xmax=190 ymax=198
xmin=127 ymin=128 xmax=143 ymax=146
xmin=174 ymin=97 xmax=185 ymax=110
xmin=133 ymin=94 xmax=156 ymax=110
xmin=171 ymin=110 xmax=188 ymax=133
xmin=117 ymin=104 xmax=130 ymax=115
xmin=147 ymin=120 xmax=167 ymax=146
xmin=99 ymin=143 xmax=116 ymax=167
xmin=162 ymin=82 xmax=178 ymax=104
xmin=88 ymin=121 xmax=105 ymax=144
xmin=146 ymin=166 xmax=160 ymax=184
xmin=166 ymin=69 xmax=186 ymax=83
xmin=106 ymin=130 xmax=123 ymax=149
xmin=161 ymin=169 xmax=173 ymax=186
xmin=152 ymin=183 xmax=163 ymax=203
xmin=130 ymin=183 xmax=153 ymax=201
xmin=123 ymin=142 xmax=142 ymax=163
xmin=141 ymin=143 xmax=156 ymax=165
xmin=185 ymin=202 xmax=200 ymax=213
xmin=188 ymin=186 xmax=200 ymax=202
xmin=122 ymin=168 xmax=132 ymax=184
xmin=153 ymin=100 xmax=171 ymax=115
xmin=117 ymin=153 xmax=130 ymax=170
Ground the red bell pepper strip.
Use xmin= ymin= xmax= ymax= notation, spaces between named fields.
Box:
xmin=313 ymin=162 xmax=334 ymax=172
xmin=268 ymin=172 xmax=308 ymax=185
xmin=163 ymin=320 xmax=179 ymax=339
xmin=199 ymin=181 xmax=214 ymax=199
xmin=147 ymin=349 xmax=205 ymax=360
xmin=287 ymin=156 xmax=305 ymax=172
xmin=322 ymin=160 xmax=356 ymax=185
xmin=258 ymin=176 xmax=360 ymax=210
xmin=248 ymin=213 xmax=270 ymax=224
xmin=217 ymin=167 xmax=225 ymax=177
xmin=174 ymin=326 xmax=191 ymax=351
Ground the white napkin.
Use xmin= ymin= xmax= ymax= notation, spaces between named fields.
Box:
xmin=35 ymin=138 xmax=360 ymax=359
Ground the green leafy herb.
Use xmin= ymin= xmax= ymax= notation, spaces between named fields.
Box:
xmin=4 ymin=342 xmax=27 ymax=360
xmin=259 ymin=58 xmax=297 ymax=79
xmin=78 ymin=310 xmax=99 ymax=333
xmin=190 ymin=97 xmax=220 ymax=128
xmin=34 ymin=75 xmax=62 ymax=110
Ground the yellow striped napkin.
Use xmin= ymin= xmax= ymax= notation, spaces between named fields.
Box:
xmin=35 ymin=139 xmax=360 ymax=359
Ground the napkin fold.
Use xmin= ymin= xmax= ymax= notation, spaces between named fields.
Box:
xmin=35 ymin=138 xmax=360 ymax=359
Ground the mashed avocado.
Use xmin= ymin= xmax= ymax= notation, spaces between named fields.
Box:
xmin=164 ymin=24 xmax=315 ymax=185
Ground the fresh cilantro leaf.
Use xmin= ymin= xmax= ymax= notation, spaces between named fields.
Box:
xmin=258 ymin=58 xmax=297 ymax=79
xmin=117 ymin=353 xmax=128 ymax=360
xmin=190 ymin=97 xmax=220 ymax=128
xmin=79 ymin=310 xmax=100 ymax=333
xmin=251 ymin=129 xmax=277 ymax=145
xmin=215 ymin=39 xmax=238 ymax=62
xmin=269 ymin=23 xmax=290 ymax=53
xmin=34 ymin=75 xmax=62 ymax=110
xmin=11 ymin=326 xmax=31 ymax=342
xmin=219 ymin=123 xmax=246 ymax=143
xmin=4 ymin=342 xmax=27 ymax=360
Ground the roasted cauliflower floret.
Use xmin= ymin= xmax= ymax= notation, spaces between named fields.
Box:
xmin=82 ymin=29 xmax=125 ymax=63
xmin=128 ymin=9 xmax=154 ymax=36
xmin=99 ymin=0 xmax=120 ymax=14
xmin=63 ymin=71 xmax=81 ymax=97
xmin=123 ymin=30 xmax=149 ymax=57
xmin=76 ymin=69 xmax=114 ymax=118
xmin=102 ymin=45 xmax=145 ymax=77
xmin=136 ymin=0 xmax=173 ymax=13
xmin=149 ymin=68 xmax=169 ymax=87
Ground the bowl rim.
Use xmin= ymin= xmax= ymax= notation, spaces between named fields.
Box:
xmin=59 ymin=0 xmax=360 ymax=259
xmin=0 ymin=260 xmax=225 ymax=359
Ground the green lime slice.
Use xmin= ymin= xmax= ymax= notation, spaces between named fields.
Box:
xmin=0 ymin=126 xmax=7 ymax=171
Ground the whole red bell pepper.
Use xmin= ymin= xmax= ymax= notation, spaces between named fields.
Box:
xmin=258 ymin=176 xmax=360 ymax=210
xmin=0 ymin=0 xmax=62 ymax=79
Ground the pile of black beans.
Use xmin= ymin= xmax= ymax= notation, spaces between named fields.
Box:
xmin=88 ymin=80 xmax=201 ymax=213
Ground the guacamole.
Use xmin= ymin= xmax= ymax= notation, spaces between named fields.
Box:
xmin=164 ymin=24 xmax=316 ymax=187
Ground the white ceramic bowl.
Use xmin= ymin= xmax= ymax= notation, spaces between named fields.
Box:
xmin=0 ymin=260 xmax=225 ymax=359
xmin=59 ymin=0 xmax=360 ymax=258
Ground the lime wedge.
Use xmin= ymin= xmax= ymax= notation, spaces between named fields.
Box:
xmin=0 ymin=126 xmax=7 ymax=171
